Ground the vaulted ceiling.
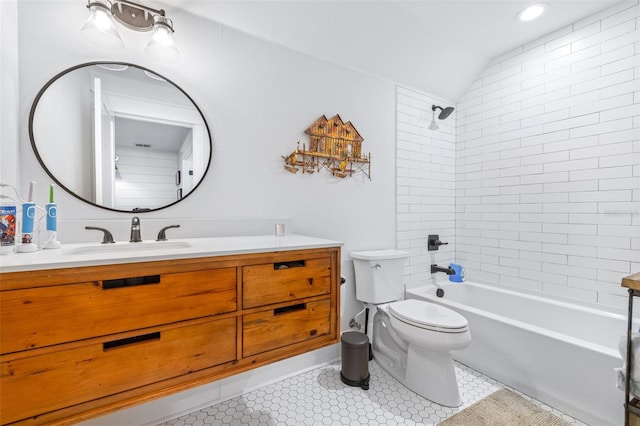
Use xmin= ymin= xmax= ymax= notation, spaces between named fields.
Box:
xmin=162 ymin=0 xmax=624 ymax=102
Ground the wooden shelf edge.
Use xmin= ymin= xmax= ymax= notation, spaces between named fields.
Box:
xmin=622 ymin=272 xmax=640 ymax=291
xmin=628 ymin=399 xmax=640 ymax=420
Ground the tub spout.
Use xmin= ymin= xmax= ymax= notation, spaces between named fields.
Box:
xmin=431 ymin=264 xmax=455 ymax=275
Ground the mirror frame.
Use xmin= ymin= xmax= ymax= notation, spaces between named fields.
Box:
xmin=28 ymin=61 xmax=212 ymax=213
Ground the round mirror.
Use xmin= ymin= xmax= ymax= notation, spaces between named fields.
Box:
xmin=29 ymin=62 xmax=212 ymax=213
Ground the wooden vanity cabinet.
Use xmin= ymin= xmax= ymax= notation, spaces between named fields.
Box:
xmin=0 ymin=246 xmax=340 ymax=425
xmin=242 ymin=253 xmax=334 ymax=357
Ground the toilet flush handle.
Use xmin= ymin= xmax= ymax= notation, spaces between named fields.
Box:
xmin=372 ymin=264 xmax=382 ymax=270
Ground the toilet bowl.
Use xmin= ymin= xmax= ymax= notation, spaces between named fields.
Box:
xmin=388 ymin=299 xmax=470 ymax=350
xmin=351 ymin=250 xmax=471 ymax=407
xmin=385 ymin=300 xmax=471 ymax=407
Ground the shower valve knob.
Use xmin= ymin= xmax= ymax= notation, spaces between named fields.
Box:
xmin=428 ymin=234 xmax=448 ymax=251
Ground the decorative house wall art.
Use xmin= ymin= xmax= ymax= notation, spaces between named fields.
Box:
xmin=283 ymin=114 xmax=371 ymax=179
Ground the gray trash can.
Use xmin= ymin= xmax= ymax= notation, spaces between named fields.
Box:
xmin=340 ymin=331 xmax=370 ymax=390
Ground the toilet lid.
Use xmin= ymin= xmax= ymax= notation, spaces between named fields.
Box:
xmin=389 ymin=299 xmax=468 ymax=332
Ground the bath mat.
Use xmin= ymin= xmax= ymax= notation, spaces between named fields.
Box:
xmin=438 ymin=388 xmax=571 ymax=426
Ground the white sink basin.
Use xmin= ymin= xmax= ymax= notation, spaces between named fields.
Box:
xmin=67 ymin=241 xmax=192 ymax=256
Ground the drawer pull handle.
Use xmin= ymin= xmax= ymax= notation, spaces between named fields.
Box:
xmin=274 ymin=303 xmax=306 ymax=315
xmin=103 ymin=275 xmax=161 ymax=289
xmin=103 ymin=332 xmax=161 ymax=350
xmin=274 ymin=260 xmax=306 ymax=270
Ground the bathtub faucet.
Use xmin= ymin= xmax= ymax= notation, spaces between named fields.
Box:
xmin=431 ymin=264 xmax=455 ymax=275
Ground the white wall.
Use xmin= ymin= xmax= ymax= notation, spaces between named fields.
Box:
xmin=14 ymin=2 xmax=397 ymax=223
xmin=0 ymin=1 xmax=19 ymax=190
xmin=455 ymin=1 xmax=640 ymax=309
xmin=396 ymin=86 xmax=457 ymax=289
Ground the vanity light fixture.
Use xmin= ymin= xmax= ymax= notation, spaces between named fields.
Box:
xmin=515 ymin=3 xmax=549 ymax=22
xmin=81 ymin=0 xmax=180 ymax=63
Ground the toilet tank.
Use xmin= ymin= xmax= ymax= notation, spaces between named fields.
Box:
xmin=351 ymin=250 xmax=409 ymax=304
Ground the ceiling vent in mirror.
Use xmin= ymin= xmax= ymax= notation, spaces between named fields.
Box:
xmin=81 ymin=0 xmax=180 ymax=64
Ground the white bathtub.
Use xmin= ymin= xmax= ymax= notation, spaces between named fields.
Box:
xmin=406 ymin=281 xmax=627 ymax=426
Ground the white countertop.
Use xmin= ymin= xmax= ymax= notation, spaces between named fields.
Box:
xmin=0 ymin=234 xmax=343 ymax=273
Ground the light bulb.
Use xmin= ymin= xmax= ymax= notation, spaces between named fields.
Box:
xmin=81 ymin=0 xmax=124 ymax=49
xmin=145 ymin=16 xmax=180 ymax=64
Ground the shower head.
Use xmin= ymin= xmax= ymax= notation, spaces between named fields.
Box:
xmin=439 ymin=106 xmax=455 ymax=120
xmin=431 ymin=105 xmax=455 ymax=120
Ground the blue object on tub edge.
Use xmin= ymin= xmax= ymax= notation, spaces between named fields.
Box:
xmin=449 ymin=264 xmax=465 ymax=282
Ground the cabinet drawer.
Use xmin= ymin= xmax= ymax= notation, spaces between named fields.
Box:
xmin=243 ymin=257 xmax=331 ymax=308
xmin=0 ymin=268 xmax=237 ymax=354
xmin=0 ymin=317 xmax=236 ymax=425
xmin=243 ymin=299 xmax=330 ymax=357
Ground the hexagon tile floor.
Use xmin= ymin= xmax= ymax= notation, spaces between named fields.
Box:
xmin=158 ymin=360 xmax=585 ymax=426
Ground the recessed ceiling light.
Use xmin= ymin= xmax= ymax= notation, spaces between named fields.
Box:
xmin=516 ymin=3 xmax=548 ymax=22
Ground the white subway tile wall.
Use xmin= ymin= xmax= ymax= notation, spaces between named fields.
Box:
xmin=396 ymin=88 xmax=457 ymax=289
xmin=397 ymin=1 xmax=640 ymax=308
xmin=456 ymin=1 xmax=640 ymax=308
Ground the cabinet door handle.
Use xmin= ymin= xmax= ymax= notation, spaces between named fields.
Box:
xmin=103 ymin=275 xmax=161 ymax=289
xmin=274 ymin=303 xmax=306 ymax=315
xmin=103 ymin=332 xmax=161 ymax=350
xmin=274 ymin=260 xmax=306 ymax=270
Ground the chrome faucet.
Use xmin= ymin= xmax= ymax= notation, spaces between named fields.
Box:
xmin=431 ymin=264 xmax=455 ymax=275
xmin=130 ymin=216 xmax=142 ymax=243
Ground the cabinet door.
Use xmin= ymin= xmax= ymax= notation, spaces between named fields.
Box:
xmin=0 ymin=317 xmax=236 ymax=425
xmin=243 ymin=257 xmax=331 ymax=308
xmin=243 ymin=299 xmax=331 ymax=357
xmin=0 ymin=268 xmax=236 ymax=354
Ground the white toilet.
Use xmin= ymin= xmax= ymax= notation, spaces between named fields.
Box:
xmin=351 ymin=249 xmax=471 ymax=407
